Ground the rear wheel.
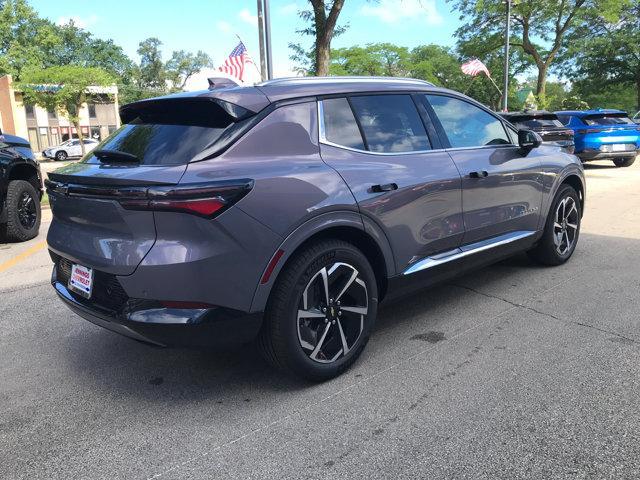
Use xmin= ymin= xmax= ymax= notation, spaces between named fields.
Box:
xmin=613 ymin=157 xmax=635 ymax=167
xmin=258 ymin=239 xmax=378 ymax=381
xmin=528 ymin=184 xmax=581 ymax=266
xmin=5 ymin=180 xmax=41 ymax=242
xmin=55 ymin=150 xmax=67 ymax=161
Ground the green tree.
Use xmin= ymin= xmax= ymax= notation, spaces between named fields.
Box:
xmin=448 ymin=0 xmax=625 ymax=98
xmin=290 ymin=0 xmax=348 ymax=75
xmin=166 ymin=50 xmax=212 ymax=90
xmin=20 ymin=66 xmax=114 ymax=154
xmin=137 ymin=37 xmax=166 ymax=90
xmin=0 ymin=0 xmax=60 ymax=79
xmin=330 ymin=43 xmax=411 ymax=76
xmin=561 ymin=0 xmax=639 ymax=110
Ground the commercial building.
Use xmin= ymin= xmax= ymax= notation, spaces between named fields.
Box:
xmin=0 ymin=74 xmax=120 ymax=152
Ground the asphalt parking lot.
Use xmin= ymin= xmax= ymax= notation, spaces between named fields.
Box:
xmin=2 ymin=160 xmax=640 ymax=479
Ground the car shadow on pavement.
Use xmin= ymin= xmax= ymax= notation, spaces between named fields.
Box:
xmin=60 ymin=248 xmax=559 ymax=405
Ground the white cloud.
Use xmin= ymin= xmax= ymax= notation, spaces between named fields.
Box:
xmin=216 ymin=20 xmax=232 ymax=33
xmin=239 ymin=8 xmax=258 ymax=26
xmin=361 ymin=0 xmax=442 ymax=25
xmin=280 ymin=2 xmax=299 ymax=15
xmin=56 ymin=14 xmax=98 ymax=29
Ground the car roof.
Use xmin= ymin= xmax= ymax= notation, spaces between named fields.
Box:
xmin=555 ymin=109 xmax=628 ymax=117
xmin=126 ymin=76 xmax=444 ymax=115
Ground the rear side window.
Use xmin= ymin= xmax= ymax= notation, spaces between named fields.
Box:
xmin=86 ymin=100 xmax=242 ymax=165
xmin=321 ymin=98 xmax=365 ymax=150
xmin=349 ymin=95 xmax=430 ymax=153
xmin=426 ymin=95 xmax=510 ymax=148
xmin=557 ymin=115 xmax=572 ymax=126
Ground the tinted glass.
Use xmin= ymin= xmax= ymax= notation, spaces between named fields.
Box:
xmin=349 ymin=95 xmax=430 ymax=153
xmin=557 ymin=115 xmax=571 ymax=126
xmin=322 ymin=98 xmax=365 ymax=150
xmin=86 ymin=122 xmax=228 ymax=166
xmin=426 ymin=95 xmax=510 ymax=148
xmin=517 ymin=118 xmax=564 ymax=128
xmin=583 ymin=114 xmax=635 ymax=126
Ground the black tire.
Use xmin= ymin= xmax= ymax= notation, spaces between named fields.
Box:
xmin=5 ymin=180 xmax=41 ymax=242
xmin=528 ymin=184 xmax=581 ymax=266
xmin=55 ymin=150 xmax=67 ymax=161
xmin=258 ymin=239 xmax=378 ymax=381
xmin=613 ymin=157 xmax=635 ymax=167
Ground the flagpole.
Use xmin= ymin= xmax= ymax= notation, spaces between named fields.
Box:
xmin=235 ymin=33 xmax=263 ymax=82
xmin=485 ymin=73 xmax=503 ymax=97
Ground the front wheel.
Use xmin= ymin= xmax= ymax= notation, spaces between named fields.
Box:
xmin=258 ymin=240 xmax=378 ymax=381
xmin=613 ymin=157 xmax=635 ymax=167
xmin=54 ymin=150 xmax=67 ymax=161
xmin=528 ymin=184 xmax=581 ymax=266
xmin=5 ymin=180 xmax=41 ymax=242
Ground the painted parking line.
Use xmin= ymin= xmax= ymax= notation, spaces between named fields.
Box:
xmin=0 ymin=241 xmax=47 ymax=274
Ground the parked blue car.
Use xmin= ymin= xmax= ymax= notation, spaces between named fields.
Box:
xmin=555 ymin=109 xmax=640 ymax=167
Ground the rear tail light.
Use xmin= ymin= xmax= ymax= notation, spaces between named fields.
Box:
xmin=120 ymin=179 xmax=254 ymax=218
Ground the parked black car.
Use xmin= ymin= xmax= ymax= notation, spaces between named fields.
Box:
xmin=0 ymin=130 xmax=42 ymax=241
xmin=501 ymin=110 xmax=575 ymax=153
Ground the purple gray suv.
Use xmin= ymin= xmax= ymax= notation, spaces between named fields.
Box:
xmin=46 ymin=77 xmax=585 ymax=380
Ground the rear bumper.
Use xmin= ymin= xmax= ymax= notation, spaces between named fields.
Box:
xmin=577 ymin=149 xmax=638 ymax=161
xmin=52 ymin=276 xmax=263 ymax=348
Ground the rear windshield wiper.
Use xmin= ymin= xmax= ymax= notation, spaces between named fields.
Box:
xmin=94 ymin=149 xmax=140 ymax=163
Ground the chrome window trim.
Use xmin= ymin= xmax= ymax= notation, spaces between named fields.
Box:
xmin=317 ymin=99 xmax=437 ymax=157
xmin=402 ymin=230 xmax=536 ymax=275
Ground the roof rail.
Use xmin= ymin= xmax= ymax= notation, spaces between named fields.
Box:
xmin=257 ymin=76 xmax=435 ymax=87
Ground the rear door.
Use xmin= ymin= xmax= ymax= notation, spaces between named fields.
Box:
xmin=318 ymin=94 xmax=464 ymax=274
xmin=423 ymin=94 xmax=544 ymax=244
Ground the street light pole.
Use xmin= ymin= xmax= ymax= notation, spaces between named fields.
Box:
xmin=263 ymin=0 xmax=274 ymax=80
xmin=502 ymin=0 xmax=511 ymax=112
xmin=257 ymin=0 xmax=267 ymax=81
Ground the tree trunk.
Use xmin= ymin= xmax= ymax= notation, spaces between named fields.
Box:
xmin=74 ymin=106 xmax=86 ymax=156
xmin=315 ymin=36 xmax=331 ymax=76
xmin=535 ymin=63 xmax=549 ymax=101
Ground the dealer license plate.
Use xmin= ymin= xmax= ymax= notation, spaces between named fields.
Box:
xmin=68 ymin=264 xmax=93 ymax=299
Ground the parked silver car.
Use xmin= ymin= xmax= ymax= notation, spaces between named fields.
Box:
xmin=46 ymin=77 xmax=585 ymax=380
xmin=42 ymin=138 xmax=99 ymax=161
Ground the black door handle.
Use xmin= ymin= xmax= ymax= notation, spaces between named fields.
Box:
xmin=370 ymin=183 xmax=398 ymax=193
xmin=469 ymin=171 xmax=488 ymax=178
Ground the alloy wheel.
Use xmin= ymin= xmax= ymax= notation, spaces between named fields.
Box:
xmin=553 ymin=196 xmax=579 ymax=255
xmin=297 ymin=262 xmax=368 ymax=364
xmin=17 ymin=191 xmax=37 ymax=229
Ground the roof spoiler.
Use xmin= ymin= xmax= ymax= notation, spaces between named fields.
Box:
xmin=208 ymin=77 xmax=240 ymax=90
xmin=119 ymin=96 xmax=253 ymax=124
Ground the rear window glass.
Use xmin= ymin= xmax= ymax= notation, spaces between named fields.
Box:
xmin=85 ymin=101 xmax=239 ymax=165
xmin=509 ymin=117 xmax=563 ymax=129
xmin=583 ymin=114 xmax=634 ymax=126
xmin=349 ymin=95 xmax=430 ymax=153
xmin=322 ymin=98 xmax=365 ymax=150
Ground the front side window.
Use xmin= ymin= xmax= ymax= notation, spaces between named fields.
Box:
xmin=349 ymin=95 xmax=430 ymax=153
xmin=321 ymin=97 xmax=365 ymax=150
xmin=426 ymin=95 xmax=510 ymax=148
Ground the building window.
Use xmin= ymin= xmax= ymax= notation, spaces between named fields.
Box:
xmin=47 ymin=108 xmax=57 ymax=119
xmin=88 ymin=103 xmax=97 ymax=118
xmin=25 ymin=104 xmax=35 ymax=118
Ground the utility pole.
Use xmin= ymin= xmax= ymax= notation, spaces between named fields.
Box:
xmin=257 ymin=0 xmax=267 ymax=81
xmin=502 ymin=0 xmax=511 ymax=112
xmin=263 ymin=0 xmax=274 ymax=80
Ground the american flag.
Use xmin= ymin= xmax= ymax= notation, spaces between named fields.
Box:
xmin=218 ymin=42 xmax=253 ymax=82
xmin=461 ymin=58 xmax=490 ymax=77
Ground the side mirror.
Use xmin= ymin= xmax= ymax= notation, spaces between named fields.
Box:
xmin=518 ymin=129 xmax=542 ymax=150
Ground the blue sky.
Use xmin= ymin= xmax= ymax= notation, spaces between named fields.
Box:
xmin=29 ymin=0 xmax=462 ymax=77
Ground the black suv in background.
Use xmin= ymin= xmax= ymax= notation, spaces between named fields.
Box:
xmin=0 ymin=131 xmax=42 ymax=242
xmin=501 ymin=110 xmax=575 ymax=153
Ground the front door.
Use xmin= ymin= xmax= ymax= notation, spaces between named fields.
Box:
xmin=424 ymin=94 xmax=544 ymax=244
xmin=318 ymin=94 xmax=464 ymax=274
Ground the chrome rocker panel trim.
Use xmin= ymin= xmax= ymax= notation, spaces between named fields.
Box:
xmin=403 ymin=230 xmax=537 ymax=276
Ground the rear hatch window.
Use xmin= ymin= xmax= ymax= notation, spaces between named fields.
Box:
xmin=513 ymin=116 xmax=563 ymax=129
xmin=583 ymin=114 xmax=635 ymax=126
xmin=84 ymin=98 xmax=252 ymax=166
